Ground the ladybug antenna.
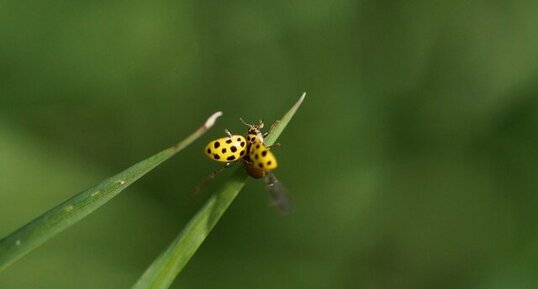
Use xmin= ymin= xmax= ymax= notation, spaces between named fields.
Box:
xmin=239 ymin=117 xmax=252 ymax=127
xmin=241 ymin=118 xmax=264 ymax=131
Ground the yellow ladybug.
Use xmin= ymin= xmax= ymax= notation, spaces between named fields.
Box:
xmin=238 ymin=118 xmax=279 ymax=177
xmin=201 ymin=119 xmax=290 ymax=213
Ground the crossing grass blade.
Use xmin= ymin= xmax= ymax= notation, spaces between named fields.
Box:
xmin=132 ymin=92 xmax=306 ymax=289
xmin=0 ymin=112 xmax=223 ymax=272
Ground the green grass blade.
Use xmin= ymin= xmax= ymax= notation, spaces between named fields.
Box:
xmin=0 ymin=112 xmax=223 ymax=272
xmin=264 ymin=92 xmax=306 ymax=146
xmin=131 ymin=92 xmax=306 ymax=289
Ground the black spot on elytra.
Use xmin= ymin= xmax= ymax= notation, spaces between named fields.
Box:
xmin=207 ymin=148 xmax=211 ymax=154
xmin=227 ymin=156 xmax=236 ymax=161
xmin=256 ymin=144 xmax=260 ymax=149
xmin=221 ymin=148 xmax=227 ymax=153
xmin=240 ymin=141 xmax=245 ymax=147
xmin=254 ymin=154 xmax=259 ymax=160
xmin=214 ymin=142 xmax=220 ymax=149
xmin=258 ymin=163 xmax=264 ymax=168
xmin=230 ymin=146 xmax=237 ymax=153
xmin=225 ymin=139 xmax=232 ymax=144
xmin=213 ymin=154 xmax=220 ymax=160
xmin=261 ymin=150 xmax=267 ymax=157
xmin=240 ymin=150 xmax=245 ymax=156
xmin=236 ymin=137 xmax=241 ymax=142
xmin=267 ymin=161 xmax=272 ymax=166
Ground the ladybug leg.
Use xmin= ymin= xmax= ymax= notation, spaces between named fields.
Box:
xmin=240 ymin=117 xmax=252 ymax=127
xmin=194 ymin=163 xmax=234 ymax=194
xmin=268 ymin=143 xmax=280 ymax=150
xmin=264 ymin=120 xmax=280 ymax=137
xmin=224 ymin=129 xmax=233 ymax=138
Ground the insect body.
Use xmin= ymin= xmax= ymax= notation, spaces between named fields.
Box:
xmin=201 ymin=119 xmax=291 ymax=213
xmin=204 ymin=131 xmax=247 ymax=163
xmin=239 ymin=119 xmax=290 ymax=213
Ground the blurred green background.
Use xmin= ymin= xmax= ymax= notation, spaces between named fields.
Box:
xmin=2 ymin=1 xmax=538 ymax=288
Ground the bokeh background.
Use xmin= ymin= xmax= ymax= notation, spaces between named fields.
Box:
xmin=2 ymin=1 xmax=538 ymax=288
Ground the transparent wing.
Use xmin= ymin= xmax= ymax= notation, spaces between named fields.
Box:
xmin=264 ymin=171 xmax=292 ymax=214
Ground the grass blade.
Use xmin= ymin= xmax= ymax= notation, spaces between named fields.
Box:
xmin=264 ymin=92 xmax=306 ymax=146
xmin=132 ymin=92 xmax=306 ymax=289
xmin=0 ymin=112 xmax=223 ymax=272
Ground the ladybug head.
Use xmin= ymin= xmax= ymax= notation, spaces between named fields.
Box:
xmin=240 ymin=118 xmax=264 ymax=134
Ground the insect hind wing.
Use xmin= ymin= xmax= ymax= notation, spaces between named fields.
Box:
xmin=264 ymin=171 xmax=292 ymax=214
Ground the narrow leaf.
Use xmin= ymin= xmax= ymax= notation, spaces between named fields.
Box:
xmin=132 ymin=92 xmax=306 ymax=289
xmin=0 ymin=112 xmax=223 ymax=272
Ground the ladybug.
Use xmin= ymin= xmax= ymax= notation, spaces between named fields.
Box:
xmin=239 ymin=119 xmax=290 ymax=213
xmin=238 ymin=118 xmax=277 ymax=176
xmin=200 ymin=119 xmax=291 ymax=213
xmin=204 ymin=129 xmax=247 ymax=163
